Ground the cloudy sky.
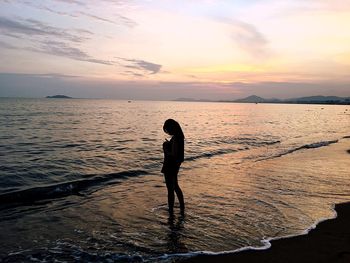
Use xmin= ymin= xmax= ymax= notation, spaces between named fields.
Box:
xmin=0 ymin=0 xmax=350 ymax=99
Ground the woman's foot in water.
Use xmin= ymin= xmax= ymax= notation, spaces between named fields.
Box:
xmin=168 ymin=207 xmax=174 ymax=216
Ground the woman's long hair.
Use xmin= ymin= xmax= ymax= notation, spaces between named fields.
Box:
xmin=163 ymin=119 xmax=184 ymax=138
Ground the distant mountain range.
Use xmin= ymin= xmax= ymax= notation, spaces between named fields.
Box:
xmin=175 ymin=95 xmax=350 ymax=105
xmin=231 ymin=95 xmax=350 ymax=104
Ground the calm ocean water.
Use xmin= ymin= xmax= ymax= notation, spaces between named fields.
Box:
xmin=0 ymin=98 xmax=349 ymax=262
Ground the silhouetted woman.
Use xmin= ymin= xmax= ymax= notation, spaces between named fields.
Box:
xmin=161 ymin=119 xmax=185 ymax=215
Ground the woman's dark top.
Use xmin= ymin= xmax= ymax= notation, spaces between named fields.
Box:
xmin=161 ymin=135 xmax=184 ymax=174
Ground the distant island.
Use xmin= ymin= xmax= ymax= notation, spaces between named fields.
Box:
xmin=175 ymin=95 xmax=350 ymax=105
xmin=46 ymin=95 xmax=72 ymax=99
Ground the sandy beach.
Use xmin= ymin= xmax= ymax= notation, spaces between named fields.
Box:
xmin=182 ymin=147 xmax=350 ymax=263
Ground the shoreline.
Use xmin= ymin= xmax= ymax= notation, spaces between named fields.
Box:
xmin=181 ymin=201 xmax=350 ymax=263
xmin=177 ymin=142 xmax=350 ymax=263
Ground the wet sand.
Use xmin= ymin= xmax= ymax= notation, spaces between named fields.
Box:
xmin=182 ymin=202 xmax=350 ymax=263
xmin=181 ymin=145 xmax=350 ymax=263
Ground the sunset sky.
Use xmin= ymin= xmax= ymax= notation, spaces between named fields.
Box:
xmin=0 ymin=0 xmax=350 ymax=99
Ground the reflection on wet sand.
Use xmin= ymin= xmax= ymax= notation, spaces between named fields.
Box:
xmin=167 ymin=214 xmax=188 ymax=253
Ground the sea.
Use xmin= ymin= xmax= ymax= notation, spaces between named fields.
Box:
xmin=0 ymin=98 xmax=349 ymax=262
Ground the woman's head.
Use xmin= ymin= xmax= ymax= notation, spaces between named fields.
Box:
xmin=163 ymin=119 xmax=184 ymax=138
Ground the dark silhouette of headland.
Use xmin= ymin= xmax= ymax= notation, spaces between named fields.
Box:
xmin=46 ymin=95 xmax=72 ymax=99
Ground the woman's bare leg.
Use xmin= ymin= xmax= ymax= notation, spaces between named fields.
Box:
xmin=165 ymin=168 xmax=185 ymax=215
xmin=167 ymin=188 xmax=175 ymax=214
xmin=175 ymin=184 xmax=185 ymax=213
xmin=174 ymin=175 xmax=185 ymax=213
xmin=165 ymin=174 xmax=175 ymax=214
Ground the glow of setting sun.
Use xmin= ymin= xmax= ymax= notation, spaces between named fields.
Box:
xmin=1 ymin=0 xmax=350 ymax=99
